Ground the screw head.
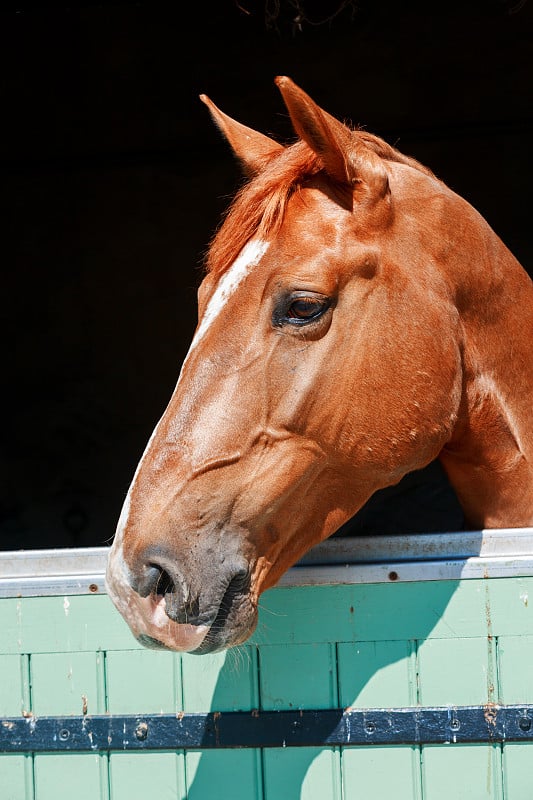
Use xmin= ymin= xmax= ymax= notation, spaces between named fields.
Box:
xmin=135 ymin=721 xmax=148 ymax=741
xmin=519 ymin=716 xmax=532 ymax=732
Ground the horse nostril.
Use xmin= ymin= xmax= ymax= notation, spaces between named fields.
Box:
xmin=152 ymin=566 xmax=174 ymax=597
xmin=132 ymin=563 xmax=177 ymax=599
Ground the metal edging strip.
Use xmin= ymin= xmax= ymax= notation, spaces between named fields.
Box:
xmin=1 ymin=705 xmax=532 ymax=751
xmin=1 ymin=528 xmax=533 ymax=597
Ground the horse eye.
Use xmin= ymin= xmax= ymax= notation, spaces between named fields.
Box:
xmin=273 ymin=292 xmax=332 ymax=329
xmin=287 ymin=297 xmax=325 ymax=319
xmin=283 ymin=295 xmax=330 ymax=325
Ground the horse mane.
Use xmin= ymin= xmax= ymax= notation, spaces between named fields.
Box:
xmin=205 ymin=130 xmax=435 ymax=278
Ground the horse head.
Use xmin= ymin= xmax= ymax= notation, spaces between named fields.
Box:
xmin=106 ymin=77 xmax=533 ymax=653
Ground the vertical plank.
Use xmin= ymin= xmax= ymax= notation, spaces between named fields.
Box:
xmin=337 ymin=640 xmax=416 ymax=707
xmin=30 ymin=651 xmax=105 ymax=716
xmin=31 ymin=652 xmax=107 ymax=799
xmin=0 ymin=654 xmax=33 ymax=799
xmin=1 ymin=754 xmax=34 ymax=800
xmin=110 ymin=752 xmax=185 ymax=800
xmin=263 ymin=748 xmax=341 ymax=800
xmin=259 ymin=643 xmax=337 ymax=710
xmin=106 ymin=649 xmax=181 ymax=713
xmin=342 ymin=746 xmax=422 ymax=800
xmin=107 ymin=650 xmax=186 ymax=800
xmin=181 ymin=647 xmax=259 ymax=711
xmin=502 ymin=744 xmax=532 ymax=799
xmin=33 ymin=754 xmax=108 ymax=800
xmin=186 ymin=750 xmax=263 ymax=800
xmin=0 ymin=654 xmax=27 ymax=715
xmin=418 ymin=637 xmax=498 ymax=706
xmin=260 ymin=643 xmax=340 ymax=800
xmin=418 ymin=637 xmax=504 ymax=798
xmin=499 ymin=637 xmax=533 ymax=800
xmin=421 ymin=745 xmax=503 ymax=800
xmin=337 ymin=640 xmax=421 ymax=799
xmin=182 ymin=647 xmax=263 ymax=800
xmin=497 ymin=635 xmax=533 ymax=703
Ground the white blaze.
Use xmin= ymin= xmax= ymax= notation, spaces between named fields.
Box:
xmin=191 ymin=238 xmax=270 ymax=351
xmin=109 ymin=238 xmax=270 ymax=548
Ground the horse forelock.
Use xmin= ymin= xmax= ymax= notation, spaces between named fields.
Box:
xmin=205 ymin=131 xmax=435 ymax=280
xmin=205 ymin=141 xmax=319 ymax=278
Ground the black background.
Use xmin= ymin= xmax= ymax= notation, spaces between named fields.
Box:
xmin=2 ymin=0 xmax=531 ymax=550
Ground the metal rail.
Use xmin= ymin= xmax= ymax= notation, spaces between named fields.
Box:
xmin=1 ymin=705 xmax=532 ymax=751
xmin=1 ymin=528 xmax=533 ymax=597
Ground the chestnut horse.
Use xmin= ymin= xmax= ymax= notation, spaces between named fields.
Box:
xmin=106 ymin=77 xmax=533 ymax=654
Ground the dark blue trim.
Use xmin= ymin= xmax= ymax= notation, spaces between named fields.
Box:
xmin=1 ymin=705 xmax=533 ymax=751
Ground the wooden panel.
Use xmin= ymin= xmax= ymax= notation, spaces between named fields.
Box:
xmin=497 ymin=635 xmax=533 ymax=704
xmin=186 ymin=750 xmax=263 ymax=800
xmin=485 ymin=578 xmax=533 ymax=638
xmin=30 ymin=652 xmax=105 ymax=716
xmin=109 ymin=752 xmax=185 ymax=800
xmin=2 ymin=575 xmax=533 ymax=798
xmin=264 ymin=748 xmax=341 ymax=800
xmin=338 ymin=641 xmax=419 ymax=795
xmin=0 ymin=754 xmax=33 ymax=800
xmin=342 ymin=746 xmax=422 ymax=800
xmin=106 ymin=649 xmax=181 ymax=713
xmin=0 ymin=595 xmax=140 ymax=655
xmin=2 ymin=579 xmax=533 ymax=654
xmin=259 ymin=643 xmax=337 ymax=710
xmin=260 ymin=643 xmax=340 ymax=799
xmin=182 ymin=648 xmax=262 ymax=799
xmin=33 ymin=753 xmax=108 ymax=800
xmin=31 ymin=653 xmax=108 ymax=797
xmin=106 ymin=650 xmax=184 ymax=798
xmin=181 ymin=647 xmax=259 ymax=711
xmin=421 ymin=744 xmax=503 ymax=799
xmin=0 ymin=654 xmax=31 ymax=798
xmin=262 ymin=579 xmax=533 ymax=643
xmin=502 ymin=744 xmax=532 ymax=799
xmin=337 ymin=640 xmax=416 ymax=707
xmin=0 ymin=654 xmax=27 ymax=715
xmin=418 ymin=637 xmax=498 ymax=706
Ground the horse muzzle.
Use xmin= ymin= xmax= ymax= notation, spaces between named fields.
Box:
xmin=105 ymin=540 xmax=258 ymax=653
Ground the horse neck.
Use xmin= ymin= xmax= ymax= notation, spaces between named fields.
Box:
xmin=439 ymin=231 xmax=533 ymax=529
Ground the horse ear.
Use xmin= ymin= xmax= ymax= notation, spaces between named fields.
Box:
xmin=274 ymin=76 xmax=388 ymax=198
xmin=200 ymin=94 xmax=284 ymax=177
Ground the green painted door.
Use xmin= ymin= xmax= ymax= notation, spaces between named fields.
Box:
xmin=1 ymin=574 xmax=533 ymax=799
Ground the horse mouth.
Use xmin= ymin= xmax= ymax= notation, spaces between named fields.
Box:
xmin=124 ymin=579 xmax=257 ymax=654
xmin=190 ymin=590 xmax=258 ymax=654
xmin=134 ymin=602 xmax=258 ymax=654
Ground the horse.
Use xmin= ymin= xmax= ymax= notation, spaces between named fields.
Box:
xmin=106 ymin=76 xmax=533 ymax=654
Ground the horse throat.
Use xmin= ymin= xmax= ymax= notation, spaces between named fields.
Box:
xmin=440 ymin=377 xmax=533 ymax=529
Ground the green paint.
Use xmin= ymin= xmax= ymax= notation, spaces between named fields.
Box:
xmin=0 ymin=754 xmax=33 ymax=800
xmin=421 ymin=744 xmax=503 ymax=800
xmin=1 ymin=575 xmax=533 ymax=798
xmin=33 ymin=753 xmax=108 ymax=800
xmin=342 ymin=746 xmax=422 ymax=799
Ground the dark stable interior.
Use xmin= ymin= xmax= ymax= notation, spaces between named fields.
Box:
xmin=2 ymin=0 xmax=531 ymax=550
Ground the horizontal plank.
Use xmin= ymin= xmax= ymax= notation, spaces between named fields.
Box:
xmin=1 ymin=577 xmax=533 ymax=653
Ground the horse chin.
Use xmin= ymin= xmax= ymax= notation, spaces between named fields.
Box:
xmin=190 ymin=610 xmax=259 ymax=655
xmin=135 ymin=607 xmax=258 ymax=654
